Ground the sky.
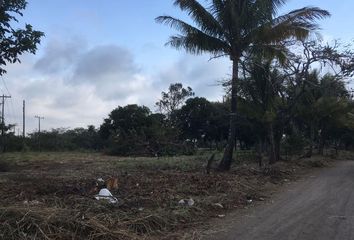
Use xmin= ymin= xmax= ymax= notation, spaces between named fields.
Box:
xmin=2 ymin=0 xmax=354 ymax=133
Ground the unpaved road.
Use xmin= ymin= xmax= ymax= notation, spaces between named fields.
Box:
xmin=206 ymin=161 xmax=354 ymax=240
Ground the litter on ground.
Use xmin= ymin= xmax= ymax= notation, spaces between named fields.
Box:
xmin=95 ymin=188 xmax=118 ymax=204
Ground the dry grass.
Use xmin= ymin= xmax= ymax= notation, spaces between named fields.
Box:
xmin=0 ymin=151 xmax=336 ymax=239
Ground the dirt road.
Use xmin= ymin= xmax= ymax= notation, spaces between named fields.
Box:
xmin=206 ymin=161 xmax=354 ymax=240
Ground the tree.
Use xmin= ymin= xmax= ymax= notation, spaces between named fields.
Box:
xmin=100 ymin=104 xmax=151 ymax=139
xmin=157 ymin=0 xmax=330 ymax=170
xmin=0 ymin=0 xmax=44 ymax=75
xmin=99 ymin=104 xmax=188 ymax=156
xmin=156 ymin=83 xmax=194 ymax=117
xmin=175 ymin=97 xmax=212 ymax=140
xmin=0 ymin=122 xmax=16 ymax=151
xmin=99 ymin=105 xmax=152 ymax=155
xmin=238 ymin=59 xmax=286 ymax=163
xmin=305 ymin=75 xmax=352 ymax=155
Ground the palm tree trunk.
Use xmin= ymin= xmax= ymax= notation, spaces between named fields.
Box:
xmin=218 ymin=59 xmax=238 ymax=171
xmin=268 ymin=122 xmax=277 ymax=164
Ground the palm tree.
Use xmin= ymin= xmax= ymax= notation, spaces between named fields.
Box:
xmin=156 ymin=0 xmax=330 ymax=171
xmin=239 ymin=60 xmax=285 ymax=164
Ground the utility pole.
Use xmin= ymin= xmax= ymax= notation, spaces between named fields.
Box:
xmin=23 ymin=100 xmax=25 ymax=149
xmin=1 ymin=94 xmax=11 ymax=152
xmin=1 ymin=94 xmax=11 ymax=136
xmin=34 ymin=115 xmax=44 ymax=151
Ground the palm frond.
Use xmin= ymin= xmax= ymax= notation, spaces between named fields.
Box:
xmin=265 ymin=21 xmax=313 ymax=43
xmin=166 ymin=34 xmax=229 ymax=56
xmin=156 ymin=15 xmax=200 ymax=35
xmin=266 ymin=7 xmax=330 ymax=43
xmin=274 ymin=7 xmax=330 ymax=25
xmin=254 ymin=0 xmax=288 ymax=17
xmin=173 ymin=0 xmax=224 ymax=38
xmin=156 ymin=15 xmax=229 ymax=55
xmin=247 ymin=7 xmax=330 ymax=51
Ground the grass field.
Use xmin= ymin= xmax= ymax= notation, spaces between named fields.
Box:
xmin=0 ymin=151 xmax=333 ymax=239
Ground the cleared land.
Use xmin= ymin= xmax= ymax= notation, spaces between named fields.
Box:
xmin=0 ymin=151 xmax=339 ymax=239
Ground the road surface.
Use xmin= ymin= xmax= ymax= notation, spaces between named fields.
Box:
xmin=206 ymin=161 xmax=354 ymax=240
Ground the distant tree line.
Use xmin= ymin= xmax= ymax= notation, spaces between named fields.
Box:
xmin=2 ymin=70 xmax=354 ymax=163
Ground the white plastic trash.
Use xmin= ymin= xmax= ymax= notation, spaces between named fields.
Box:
xmin=187 ymin=198 xmax=195 ymax=206
xmin=178 ymin=199 xmax=186 ymax=205
xmin=97 ymin=178 xmax=105 ymax=183
xmin=95 ymin=188 xmax=118 ymax=204
xmin=178 ymin=198 xmax=195 ymax=206
xmin=98 ymin=188 xmax=113 ymax=197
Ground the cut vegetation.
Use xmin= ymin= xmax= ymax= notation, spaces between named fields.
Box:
xmin=0 ymin=151 xmax=339 ymax=240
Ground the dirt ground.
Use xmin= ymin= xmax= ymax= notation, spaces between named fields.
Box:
xmin=203 ymin=160 xmax=354 ymax=240
xmin=0 ymin=151 xmax=337 ymax=239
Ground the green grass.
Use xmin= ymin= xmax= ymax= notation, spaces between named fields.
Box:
xmin=0 ymin=151 xmax=215 ymax=173
xmin=0 ymin=150 xmax=259 ymax=172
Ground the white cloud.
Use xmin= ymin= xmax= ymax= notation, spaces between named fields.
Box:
xmin=1 ymin=38 xmax=230 ymax=133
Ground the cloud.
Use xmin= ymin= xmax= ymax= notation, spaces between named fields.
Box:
xmin=34 ymin=37 xmax=87 ymax=75
xmin=73 ymin=45 xmax=137 ymax=82
xmin=157 ymin=54 xmax=231 ymax=101
xmin=1 ymin=39 xmax=160 ymax=132
xmin=70 ymin=45 xmax=150 ymax=100
xmin=1 ymin=38 xmax=229 ymax=133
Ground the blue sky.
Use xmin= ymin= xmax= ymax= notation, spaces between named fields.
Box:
xmin=2 ymin=0 xmax=354 ymax=133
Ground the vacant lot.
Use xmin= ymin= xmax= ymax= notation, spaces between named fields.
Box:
xmin=0 ymin=151 xmax=334 ymax=239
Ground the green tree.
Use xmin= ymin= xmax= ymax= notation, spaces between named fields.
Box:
xmin=175 ymin=97 xmax=220 ymax=143
xmin=99 ymin=105 xmax=187 ymax=156
xmin=157 ymin=0 xmax=329 ymax=170
xmin=0 ymin=0 xmax=44 ymax=74
xmin=156 ymin=83 xmax=194 ymax=117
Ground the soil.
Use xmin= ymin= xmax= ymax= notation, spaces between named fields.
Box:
xmin=203 ymin=160 xmax=354 ymax=240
